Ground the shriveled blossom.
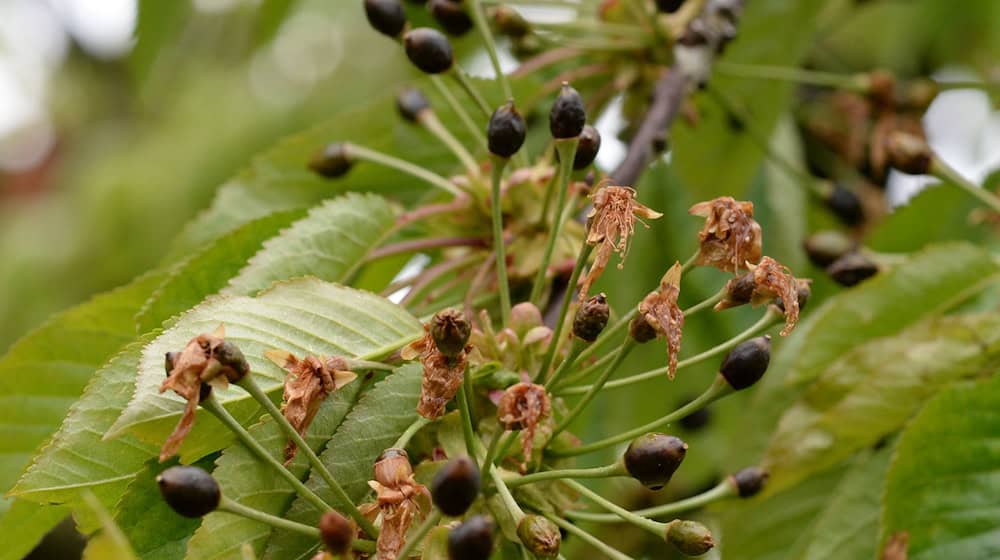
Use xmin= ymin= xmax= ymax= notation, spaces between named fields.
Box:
xmin=402 ymin=324 xmax=470 ymax=420
xmin=159 ymin=325 xmax=249 ymax=461
xmin=580 ymin=185 xmax=662 ymax=300
xmin=360 ymin=449 xmax=431 ymax=560
xmin=264 ymin=350 xmax=358 ymax=464
xmin=497 ymin=382 xmax=551 ymax=469
xmin=689 ymin=197 xmax=762 ymax=273
xmin=715 ymin=256 xmax=803 ymax=336
xmin=636 ymin=263 xmax=685 ymax=379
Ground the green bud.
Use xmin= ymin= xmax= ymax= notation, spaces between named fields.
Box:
xmin=665 ymin=519 xmax=715 ymax=556
xmin=517 ymin=515 xmax=560 ymax=558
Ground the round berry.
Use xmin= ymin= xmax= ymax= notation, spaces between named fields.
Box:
xmin=730 ymin=466 xmax=768 ymax=498
xmin=364 ymin=0 xmax=407 ymax=38
xmin=397 ymin=88 xmax=431 ymax=122
xmin=572 ymin=293 xmax=609 ymax=342
xmin=404 ymin=27 xmax=454 ymax=74
xmin=431 ymin=456 xmax=481 ymax=517
xmin=309 ymin=143 xmax=354 ymax=178
xmin=825 ymin=184 xmax=864 ymax=226
xmin=319 ymin=511 xmax=353 ymax=554
xmin=549 ymin=83 xmax=586 ymax=139
xmin=719 ymin=336 xmax=771 ymax=390
xmin=655 ymin=0 xmax=685 ymax=13
xmin=429 ymin=0 xmax=473 ymax=36
xmin=573 ymin=125 xmax=602 ymax=170
xmin=624 ymin=433 xmax=687 ymax=490
xmin=487 ymin=100 xmax=527 ymax=158
xmin=157 ymin=466 xmax=220 ymax=518
xmin=448 ymin=515 xmax=494 ymax=560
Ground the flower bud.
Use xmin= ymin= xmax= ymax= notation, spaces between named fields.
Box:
xmin=827 ymin=251 xmax=878 ymax=287
xmin=825 ymin=184 xmax=865 ymax=226
xmin=719 ymin=336 xmax=771 ymax=390
xmin=319 ymin=511 xmax=353 ymax=554
xmin=803 ymin=231 xmax=853 ymax=267
xmin=404 ymin=28 xmax=454 ymax=74
xmin=364 ymin=0 xmax=407 ymax=38
xmin=573 ymin=125 xmax=602 ymax=170
xmin=665 ymin=519 xmax=715 ymax=556
xmin=623 ymin=433 xmax=687 ymax=490
xmin=213 ymin=340 xmax=250 ymax=383
xmin=448 ymin=515 xmax=495 ymax=560
xmin=628 ymin=315 xmax=658 ymax=344
xmin=431 ymin=308 xmax=472 ymax=358
xmin=429 ymin=0 xmax=473 ymax=35
xmin=886 ymin=131 xmax=932 ymax=175
xmin=549 ymin=83 xmax=586 ymax=139
xmin=157 ymin=466 xmax=220 ymax=518
xmin=655 ymin=0 xmax=685 ymax=13
xmin=309 ymin=143 xmax=353 ymax=178
xmin=487 ymin=100 xmax=527 ymax=158
xmin=729 ymin=466 xmax=768 ymax=498
xmin=396 ymin=88 xmax=431 ymax=122
xmin=431 ymin=456 xmax=481 ymax=516
xmin=517 ymin=515 xmax=560 ymax=558
xmin=572 ymin=293 xmax=610 ymax=342
xmin=373 ymin=448 xmax=413 ymax=486
xmin=493 ymin=6 xmax=530 ymax=38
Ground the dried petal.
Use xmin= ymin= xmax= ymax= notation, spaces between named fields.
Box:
xmin=405 ymin=324 xmax=472 ymax=420
xmin=637 ymin=263 xmax=685 ymax=378
xmin=369 ymin=449 xmax=431 ymax=560
xmin=581 ymin=185 xmax=662 ymax=299
xmin=266 ymin=350 xmax=357 ymax=464
xmin=497 ymin=382 xmax=551 ymax=467
xmin=747 ymin=257 xmax=801 ymax=336
xmin=689 ymin=197 xmax=762 ymax=273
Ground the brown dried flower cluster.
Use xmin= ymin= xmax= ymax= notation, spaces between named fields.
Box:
xmin=361 ymin=449 xmax=430 ymax=560
xmin=497 ymin=382 xmax=551 ymax=469
xmin=265 ymin=350 xmax=358 ymax=464
xmin=581 ymin=185 xmax=662 ymax=299
xmin=159 ymin=325 xmax=248 ymax=461
xmin=636 ymin=263 xmax=685 ymax=378
xmin=715 ymin=257 xmax=805 ymax=336
xmin=689 ymin=197 xmax=762 ymax=273
xmin=403 ymin=310 xmax=473 ymax=419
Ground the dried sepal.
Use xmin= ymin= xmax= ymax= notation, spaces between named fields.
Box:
xmin=497 ymin=382 xmax=551 ymax=468
xmin=580 ymin=185 xmax=662 ymax=300
xmin=159 ymin=324 xmax=247 ymax=461
xmin=718 ymin=256 xmax=803 ymax=336
xmin=403 ymin=322 xmax=472 ymax=420
xmin=366 ymin=449 xmax=432 ymax=560
xmin=637 ymin=263 xmax=685 ymax=378
xmin=689 ymin=197 xmax=762 ymax=273
xmin=265 ymin=349 xmax=358 ymax=464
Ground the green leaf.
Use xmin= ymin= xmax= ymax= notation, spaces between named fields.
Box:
xmin=755 ymin=114 xmax=809 ymax=272
xmin=184 ymin=381 xmax=363 ymax=560
xmin=763 ymin=312 xmax=1000 ymax=493
xmin=108 ymin=278 xmax=422 ymax=461
xmin=783 ymin=242 xmax=1000 ymax=386
xmin=81 ymin=492 xmax=138 ymax=560
xmin=10 ymin=336 xmax=158 ymax=533
xmin=264 ymin=364 xmax=423 ymax=560
xmin=868 ymin=184 xmax=987 ymax=252
xmin=225 ymin=193 xmax=397 ymax=296
xmin=0 ymin=501 xmax=70 ymax=560
xmin=881 ymin=374 xmax=1000 ymax=560
xmin=137 ymin=210 xmax=305 ymax=332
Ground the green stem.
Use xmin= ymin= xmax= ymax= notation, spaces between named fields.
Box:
xmin=469 ymin=0 xmax=512 ymax=101
xmin=931 ymin=156 xmax=1000 ymax=215
xmin=452 ymin=67 xmax=493 ymax=117
xmin=481 ymin=428 xmax=507 ymax=474
xmin=680 ymin=251 xmax=698 ymax=274
xmin=530 ymin=138 xmax=579 ymax=305
xmin=420 ymin=110 xmax=481 ymax=177
xmin=538 ymin=242 xmax=595 ymax=381
xmin=713 ymin=61 xmax=870 ymax=92
xmin=566 ymin=479 xmax=735 ymax=522
xmin=457 ymin=366 xmax=483 ymax=458
xmin=561 ymin=480 xmax=665 ymax=536
xmin=559 ymin=308 xmax=779 ymax=396
xmin=218 ymin=496 xmax=319 ymax=538
xmin=551 ymin=376 xmax=731 ymax=457
xmin=346 ymin=143 xmax=461 ymax=197
xmin=489 ymin=466 xmax=526 ymax=523
xmin=236 ymin=377 xmax=379 ymax=538
xmin=394 ymin=510 xmax=443 ymax=559
xmin=201 ymin=397 xmax=333 ymax=516
xmin=393 ymin=416 xmax=432 ymax=449
xmin=504 ymin=462 xmax=625 ymax=488
xmin=490 ymin=156 xmax=513 ymax=326
xmin=551 ymin=340 xmax=635 ymax=438
xmin=348 ymin=359 xmax=395 ymax=372
xmin=536 ymin=165 xmax=559 ymax=227
xmin=531 ymin=19 xmax=646 ymax=38
xmin=544 ymin=338 xmax=586 ymax=390
xmin=544 ymin=513 xmax=636 ymax=560
xmin=684 ymin=287 xmax=726 ymax=317
xmin=430 ymin=75 xmax=488 ymax=152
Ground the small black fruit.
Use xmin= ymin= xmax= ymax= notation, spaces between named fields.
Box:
xmin=319 ymin=511 xmax=353 ymax=554
xmin=730 ymin=466 xmax=768 ymax=498
xmin=429 ymin=0 xmax=474 ymax=36
xmin=404 ymin=28 xmax=454 ymax=74
xmin=624 ymin=433 xmax=687 ymax=490
xmin=431 ymin=456 xmax=481 ymax=516
xmin=719 ymin=336 xmax=771 ymax=390
xmin=549 ymin=83 xmax=586 ymax=139
xmin=364 ymin=0 xmax=407 ymax=38
xmin=572 ymin=125 xmax=602 ymax=169
xmin=309 ymin=143 xmax=353 ymax=178
xmin=448 ymin=515 xmax=494 ymax=560
xmin=157 ymin=466 xmax=220 ymax=518
xmin=487 ymin=100 xmax=527 ymax=158
xmin=572 ymin=293 xmax=609 ymax=342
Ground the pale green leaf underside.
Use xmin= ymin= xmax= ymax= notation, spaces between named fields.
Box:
xmin=108 ymin=278 xmax=421 ymax=462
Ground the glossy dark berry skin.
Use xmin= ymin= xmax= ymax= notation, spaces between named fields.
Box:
xmin=364 ymin=0 xmax=407 ymax=38
xmin=629 ymin=316 xmax=658 ymax=344
xmin=826 ymin=184 xmax=865 ymax=226
xmin=624 ymin=433 xmax=687 ymax=490
xmin=157 ymin=466 xmax=220 ymax=518
xmin=549 ymin=83 xmax=586 ymax=139
xmin=719 ymin=336 xmax=771 ymax=390
xmin=448 ymin=515 xmax=494 ymax=560
xmin=397 ymin=88 xmax=431 ymax=122
xmin=572 ymin=293 xmax=609 ymax=342
xmin=309 ymin=143 xmax=353 ymax=178
xmin=404 ymin=28 xmax=454 ymax=74
xmin=429 ymin=0 xmax=474 ymax=36
xmin=431 ymin=456 xmax=481 ymax=516
xmin=572 ymin=125 xmax=601 ymax=170
xmin=319 ymin=511 xmax=353 ymax=554
xmin=827 ymin=251 xmax=878 ymax=287
xmin=487 ymin=100 xmax=527 ymax=158
xmin=730 ymin=466 xmax=768 ymax=498
xmin=214 ymin=340 xmax=250 ymax=382
xmin=655 ymin=0 xmax=685 ymax=13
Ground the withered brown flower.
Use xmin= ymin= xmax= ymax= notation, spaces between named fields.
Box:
xmin=159 ymin=324 xmax=248 ymax=462
xmin=715 ymin=256 xmax=803 ymax=336
xmin=402 ymin=323 xmax=471 ymax=420
xmin=636 ymin=263 xmax=685 ymax=379
xmin=265 ymin=350 xmax=358 ymax=464
xmin=580 ymin=185 xmax=662 ymax=300
xmin=689 ymin=197 xmax=762 ymax=273
xmin=497 ymin=382 xmax=551 ymax=469
xmin=361 ymin=449 xmax=431 ymax=560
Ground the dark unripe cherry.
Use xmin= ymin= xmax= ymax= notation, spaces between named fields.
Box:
xmin=827 ymin=251 xmax=878 ymax=287
xmin=655 ymin=0 xmax=685 ymax=13
xmin=629 ymin=315 xmax=658 ymax=344
xmin=825 ymin=184 xmax=865 ymax=226
xmin=447 ymin=515 xmax=494 ymax=560
xmin=487 ymin=100 xmax=527 ymax=158
xmin=549 ymin=83 xmax=586 ymax=139
xmin=573 ymin=125 xmax=602 ymax=169
xmin=719 ymin=336 xmax=771 ymax=390
xmin=404 ymin=27 xmax=454 ymax=74
xmin=429 ymin=0 xmax=474 ymax=36
xmin=803 ymin=231 xmax=853 ymax=268
xmin=730 ymin=466 xmax=768 ymax=498
xmin=397 ymin=88 xmax=431 ymax=122
xmin=213 ymin=340 xmax=250 ymax=383
xmin=431 ymin=456 xmax=481 ymax=516
xmin=572 ymin=293 xmax=609 ymax=342
xmin=364 ymin=0 xmax=407 ymax=38
xmin=309 ymin=143 xmax=354 ymax=178
xmin=624 ymin=433 xmax=687 ymax=490
xmin=319 ymin=511 xmax=353 ymax=554
xmin=157 ymin=466 xmax=220 ymax=518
